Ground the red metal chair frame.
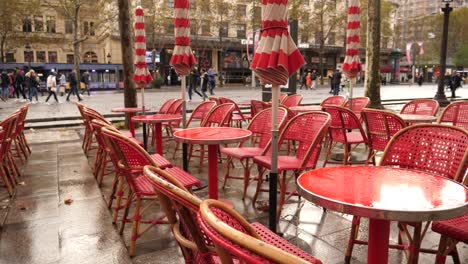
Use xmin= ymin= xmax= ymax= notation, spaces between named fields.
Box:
xmin=252 ymin=112 xmax=331 ymax=218
xmin=361 ymin=108 xmax=406 ymax=164
xmin=0 ymin=112 xmax=21 ymax=196
xmin=400 ymin=99 xmax=439 ymax=116
xmin=320 ymin=95 xmax=347 ymax=107
xmin=345 ymin=124 xmax=468 ymax=264
xmin=221 ymin=108 xmax=288 ymax=199
xmin=251 ymin=100 xmax=271 ymax=118
xmin=438 ymin=101 xmax=468 ymax=129
xmin=218 ymin=97 xmax=251 ymax=127
xmin=343 ymin=96 xmax=370 ymax=121
xmin=198 ymin=199 xmax=322 ymax=264
xmin=279 ymin=92 xmax=288 ymax=104
xmin=431 ymin=212 xmax=468 ymax=264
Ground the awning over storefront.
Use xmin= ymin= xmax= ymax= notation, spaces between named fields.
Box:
xmin=380 ymin=66 xmax=392 ymax=73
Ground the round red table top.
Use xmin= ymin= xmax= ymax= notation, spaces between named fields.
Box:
xmin=132 ymin=114 xmax=182 ymax=123
xmin=173 ymin=127 xmax=252 ymax=145
xmin=289 ymin=105 xmax=322 ymax=112
xmin=112 ymin=107 xmax=146 ymax=113
xmin=398 ymin=114 xmax=437 ymax=123
xmin=297 ymin=166 xmax=468 ymax=222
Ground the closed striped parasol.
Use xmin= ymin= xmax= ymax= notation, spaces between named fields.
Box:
xmin=170 ymin=0 xmax=197 ymax=172
xmin=133 ymin=6 xmax=152 ymax=113
xmin=342 ymin=0 xmax=362 ymax=109
xmin=250 ymin=0 xmax=305 ymax=232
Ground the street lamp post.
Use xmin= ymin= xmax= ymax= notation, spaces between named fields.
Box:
xmin=434 ymin=0 xmax=453 ymax=106
xmin=24 ymin=44 xmax=32 ymax=70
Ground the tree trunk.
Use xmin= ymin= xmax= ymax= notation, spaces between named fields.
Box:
xmin=73 ymin=0 xmax=81 ymax=83
xmin=117 ymin=0 xmax=137 ymax=110
xmin=319 ymin=45 xmax=324 ymax=85
xmin=364 ymin=0 xmax=383 ymax=109
xmin=0 ymin=37 xmax=5 ymax=63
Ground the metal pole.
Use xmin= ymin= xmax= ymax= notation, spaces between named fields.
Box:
xmin=181 ymin=76 xmax=188 ymax=171
xmin=434 ymin=3 xmax=451 ymax=106
xmin=269 ymin=84 xmax=279 ymax=232
xmin=251 ymin=0 xmax=256 ymax=89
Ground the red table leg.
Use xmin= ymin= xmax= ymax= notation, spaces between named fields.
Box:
xmin=154 ymin=123 xmax=163 ymax=155
xmin=128 ymin=113 xmax=135 ymax=137
xmin=208 ymin=145 xmax=218 ymax=199
xmin=368 ymin=218 xmax=390 ymax=264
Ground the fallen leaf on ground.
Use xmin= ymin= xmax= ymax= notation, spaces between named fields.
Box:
xmin=64 ymin=199 xmax=73 ymax=205
xmin=18 ymin=181 xmax=26 ymax=185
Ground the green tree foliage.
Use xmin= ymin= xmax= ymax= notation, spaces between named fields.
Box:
xmin=359 ymin=0 xmax=395 ymax=48
xmin=454 ymin=44 xmax=468 ymax=67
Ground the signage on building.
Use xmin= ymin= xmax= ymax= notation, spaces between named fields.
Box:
xmin=298 ymin=43 xmax=310 ymax=49
xmin=311 ymin=57 xmax=326 ymax=63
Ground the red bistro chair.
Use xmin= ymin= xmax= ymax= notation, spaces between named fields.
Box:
xmin=400 ymin=99 xmax=439 ymax=116
xmin=251 ymin=100 xmax=271 ymax=117
xmin=0 ymin=112 xmax=20 ymax=196
xmin=220 ymin=97 xmax=252 ymax=127
xmin=281 ymin=94 xmax=303 ymax=108
xmin=188 ymin=103 xmax=235 ymax=172
xmin=75 ymin=102 xmax=95 ymax=155
xmin=10 ymin=104 xmax=31 ymax=162
xmin=16 ymin=104 xmax=31 ymax=158
xmin=253 ymin=112 xmax=331 ymax=218
xmin=322 ymin=106 xmax=369 ymax=166
xmin=361 ymin=108 xmax=406 ymax=164
xmin=438 ymin=100 xmax=468 ymax=129
xmin=198 ymin=199 xmax=323 ymax=264
xmin=279 ymin=92 xmax=288 ymax=104
xmin=158 ymin=98 xmax=177 ymax=114
xmin=345 ymin=124 xmax=468 ymax=264
xmin=431 ymin=213 xmax=468 ymax=264
xmin=100 ymin=128 xmax=201 ymax=256
xmin=221 ymin=108 xmax=288 ymax=199
xmin=172 ymin=101 xmax=216 ymax=159
xmin=320 ymin=95 xmax=347 ymax=107
xmin=343 ymin=96 xmax=370 ymax=121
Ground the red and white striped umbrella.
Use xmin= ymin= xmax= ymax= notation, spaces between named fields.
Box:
xmin=250 ymin=0 xmax=304 ymax=232
xmin=170 ymin=0 xmax=196 ymax=76
xmin=133 ymin=6 xmax=153 ymax=84
xmin=342 ymin=0 xmax=362 ymax=79
xmin=250 ymin=0 xmax=304 ymax=85
xmin=133 ymin=6 xmax=152 ymax=113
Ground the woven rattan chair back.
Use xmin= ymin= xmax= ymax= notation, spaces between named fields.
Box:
xmin=279 ymin=93 xmax=288 ymax=104
xmin=0 ymin=112 xmax=19 ymax=155
xmin=159 ymin=98 xmax=177 ymax=114
xmin=282 ymin=94 xmax=303 ymax=107
xmin=323 ymin=106 xmax=367 ymax=145
xmin=201 ymin=103 xmax=235 ymax=127
xmin=218 ymin=97 xmax=246 ymax=120
xmin=362 ymin=108 xmax=406 ymax=152
xmin=246 ymin=108 xmax=288 ymax=149
xmin=400 ymin=99 xmax=439 ymax=116
xmin=344 ymin=97 xmax=370 ymax=113
xmin=320 ymin=95 xmax=346 ymax=107
xmin=167 ymin=99 xmax=183 ymax=114
xmin=187 ymin=101 xmax=216 ymax=127
xmin=438 ymin=101 xmax=468 ymax=129
xmin=251 ymin=100 xmax=271 ymax=117
xmin=198 ymin=199 xmax=312 ymax=264
xmin=380 ymin=124 xmax=468 ymax=182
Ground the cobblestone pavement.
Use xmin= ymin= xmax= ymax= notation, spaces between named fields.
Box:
xmin=0 ymin=126 xmax=466 ymax=264
xmin=0 ymin=83 xmax=466 ymax=121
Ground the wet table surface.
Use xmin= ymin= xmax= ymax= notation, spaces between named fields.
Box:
xmin=398 ymin=114 xmax=437 ymax=123
xmin=173 ymin=127 xmax=252 ymax=199
xmin=132 ymin=114 xmax=182 ymax=154
xmin=297 ymin=166 xmax=468 ymax=264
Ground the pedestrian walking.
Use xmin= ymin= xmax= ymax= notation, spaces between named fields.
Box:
xmin=59 ymin=72 xmax=66 ymax=96
xmin=80 ymin=71 xmax=91 ymax=96
xmin=0 ymin=70 xmax=9 ymax=101
xmin=305 ymin=72 xmax=312 ymax=90
xmin=332 ymin=69 xmax=342 ymax=96
xmin=451 ymin=72 xmax=462 ymax=99
xmin=26 ymin=69 xmax=39 ymax=103
xmin=417 ymin=73 xmax=423 ymax=86
xmin=208 ymin=68 xmax=216 ymax=95
xmin=328 ymin=73 xmax=333 ymax=94
xmin=187 ymin=70 xmax=203 ymax=101
xmin=200 ymin=69 xmax=209 ymax=101
xmin=311 ymin=70 xmax=318 ymax=90
xmin=299 ymin=71 xmax=307 ymax=89
xmin=66 ymin=71 xmax=82 ymax=102
xmin=14 ymin=67 xmax=27 ymax=101
xmin=45 ymin=72 xmax=59 ymax=104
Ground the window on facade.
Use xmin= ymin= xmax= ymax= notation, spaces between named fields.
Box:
xmin=166 ymin=23 xmax=174 ymax=35
xmin=190 ymin=22 xmax=198 ymax=35
xmin=83 ymin=21 xmax=89 ymax=35
xmin=23 ymin=18 xmax=32 ymax=32
xmin=65 ymin=19 xmax=73 ymax=34
xmin=166 ymin=0 xmax=174 ymax=8
xmin=314 ymin=32 xmax=322 ymax=44
xmin=36 ymin=51 xmax=46 ymax=62
xmin=46 ymin=16 xmax=56 ymax=33
xmin=5 ymin=53 xmax=15 ymax=63
xmin=327 ymin=32 xmax=335 ymax=45
xmin=48 ymin=51 xmax=58 ymax=63
xmin=24 ymin=51 xmax=34 ymax=62
xmin=83 ymin=51 xmax=98 ymax=63
xmin=190 ymin=0 xmax=196 ymax=10
xmin=90 ymin=22 xmax=95 ymax=36
xmin=202 ymin=20 xmax=210 ymax=36
xmin=219 ymin=22 xmax=228 ymax=38
xmin=237 ymin=5 xmax=246 ymax=17
xmin=300 ymin=31 xmax=310 ymax=43
xmin=237 ymin=24 xmax=246 ymax=38
xmin=34 ymin=16 xmax=43 ymax=32
xmin=66 ymin=54 xmax=74 ymax=64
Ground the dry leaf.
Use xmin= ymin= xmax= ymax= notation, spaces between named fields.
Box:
xmin=64 ymin=199 xmax=73 ymax=205
xmin=18 ymin=181 xmax=26 ymax=186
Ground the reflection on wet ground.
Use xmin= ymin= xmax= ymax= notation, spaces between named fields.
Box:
xmin=0 ymin=128 xmax=466 ymax=264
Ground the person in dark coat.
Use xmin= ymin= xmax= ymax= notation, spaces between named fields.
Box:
xmin=332 ymin=69 xmax=342 ymax=96
xmin=200 ymin=69 xmax=209 ymax=101
xmin=26 ymin=69 xmax=39 ymax=103
xmin=80 ymin=71 xmax=91 ymax=96
xmin=187 ymin=70 xmax=203 ymax=101
xmin=451 ymin=72 xmax=462 ymax=99
xmin=66 ymin=71 xmax=82 ymax=102
xmin=1 ymin=70 xmax=9 ymax=101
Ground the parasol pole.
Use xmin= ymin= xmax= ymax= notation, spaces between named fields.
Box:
xmin=140 ymin=82 xmax=146 ymax=114
xmin=181 ymin=75 xmax=188 ymax=171
xmin=349 ymin=78 xmax=353 ymax=110
xmin=269 ymin=84 xmax=280 ymax=232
